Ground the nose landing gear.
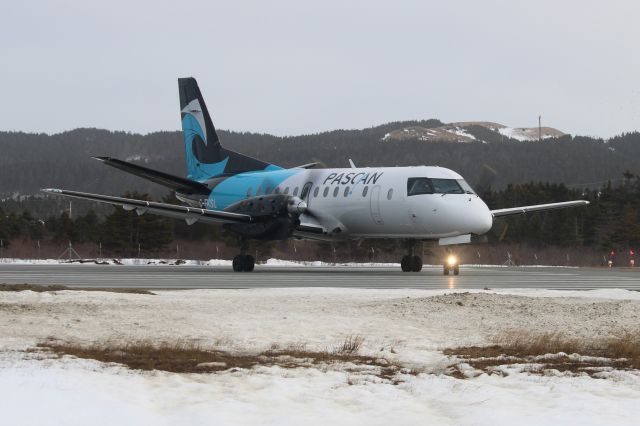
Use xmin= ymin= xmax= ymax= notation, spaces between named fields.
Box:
xmin=443 ymin=254 xmax=459 ymax=275
xmin=232 ymin=238 xmax=255 ymax=272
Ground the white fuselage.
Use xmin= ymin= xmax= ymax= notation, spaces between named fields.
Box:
xmin=210 ymin=165 xmax=493 ymax=240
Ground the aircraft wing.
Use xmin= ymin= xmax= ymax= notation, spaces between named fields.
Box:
xmin=41 ymin=189 xmax=252 ymax=225
xmin=491 ymin=200 xmax=589 ymax=218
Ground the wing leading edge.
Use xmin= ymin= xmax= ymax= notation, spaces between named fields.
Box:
xmin=41 ymin=189 xmax=252 ymax=225
xmin=491 ymin=200 xmax=589 ymax=218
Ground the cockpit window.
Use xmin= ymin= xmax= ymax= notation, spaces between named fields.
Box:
xmin=457 ymin=179 xmax=475 ymax=194
xmin=431 ymin=179 xmax=464 ymax=194
xmin=407 ymin=178 xmax=434 ymax=196
xmin=408 ymin=177 xmax=471 ymax=196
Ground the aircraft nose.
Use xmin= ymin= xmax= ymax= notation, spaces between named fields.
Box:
xmin=470 ymin=202 xmax=493 ymax=235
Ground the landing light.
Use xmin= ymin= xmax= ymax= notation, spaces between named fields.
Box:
xmin=447 ymin=255 xmax=457 ymax=266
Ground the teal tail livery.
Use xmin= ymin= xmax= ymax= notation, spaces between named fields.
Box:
xmin=178 ymin=77 xmax=281 ymax=181
xmin=42 ymin=77 xmax=590 ymax=273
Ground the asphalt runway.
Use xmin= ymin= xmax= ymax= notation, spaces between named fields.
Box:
xmin=0 ymin=264 xmax=639 ymax=290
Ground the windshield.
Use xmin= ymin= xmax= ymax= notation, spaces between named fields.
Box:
xmin=407 ymin=177 xmax=472 ymax=195
xmin=431 ymin=179 xmax=464 ymax=194
xmin=457 ymin=179 xmax=475 ymax=194
xmin=407 ymin=178 xmax=434 ymax=196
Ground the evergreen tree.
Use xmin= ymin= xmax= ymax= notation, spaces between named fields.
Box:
xmin=100 ymin=192 xmax=172 ymax=256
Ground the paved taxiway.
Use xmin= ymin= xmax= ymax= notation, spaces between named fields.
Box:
xmin=0 ymin=264 xmax=639 ymax=290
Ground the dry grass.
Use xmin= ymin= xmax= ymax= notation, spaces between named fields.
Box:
xmin=0 ymin=283 xmax=154 ymax=295
xmin=34 ymin=335 xmax=409 ymax=382
xmin=445 ymin=330 xmax=640 ymax=378
xmin=333 ymin=334 xmax=365 ymax=354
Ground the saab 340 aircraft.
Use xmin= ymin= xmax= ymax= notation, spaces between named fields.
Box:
xmin=43 ymin=78 xmax=589 ymax=274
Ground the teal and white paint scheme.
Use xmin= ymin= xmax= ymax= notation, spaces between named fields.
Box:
xmin=43 ymin=78 xmax=589 ymax=273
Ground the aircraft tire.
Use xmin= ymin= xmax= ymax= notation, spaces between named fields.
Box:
xmin=232 ymin=255 xmax=244 ymax=272
xmin=400 ymin=256 xmax=412 ymax=272
xmin=411 ymin=256 xmax=423 ymax=272
xmin=453 ymin=265 xmax=460 ymax=275
xmin=443 ymin=265 xmax=449 ymax=275
xmin=244 ymin=255 xmax=255 ymax=272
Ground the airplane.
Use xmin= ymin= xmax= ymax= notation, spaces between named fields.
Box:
xmin=42 ymin=77 xmax=589 ymax=274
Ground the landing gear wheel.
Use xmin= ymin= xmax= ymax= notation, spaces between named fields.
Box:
xmin=232 ymin=255 xmax=245 ymax=272
xmin=443 ymin=263 xmax=460 ymax=275
xmin=244 ymin=255 xmax=255 ymax=272
xmin=232 ymin=254 xmax=255 ymax=272
xmin=443 ymin=264 xmax=450 ymax=275
xmin=411 ymin=256 xmax=423 ymax=272
xmin=401 ymin=256 xmax=412 ymax=272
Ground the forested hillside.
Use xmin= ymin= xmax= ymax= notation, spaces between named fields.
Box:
xmin=1 ymin=124 xmax=639 ymax=208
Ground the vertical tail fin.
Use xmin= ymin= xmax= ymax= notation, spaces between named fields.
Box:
xmin=178 ymin=77 xmax=280 ymax=181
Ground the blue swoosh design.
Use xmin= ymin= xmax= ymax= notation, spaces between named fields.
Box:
xmin=182 ymin=114 xmax=228 ymax=180
xmin=208 ymin=168 xmax=303 ymax=210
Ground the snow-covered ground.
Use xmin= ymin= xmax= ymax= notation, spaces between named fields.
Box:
xmin=1 ymin=288 xmax=640 ymax=425
xmin=0 ymin=257 xmax=403 ymax=267
xmin=0 ymin=257 xmax=581 ymax=268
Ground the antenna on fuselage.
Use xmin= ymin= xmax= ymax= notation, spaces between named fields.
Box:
xmin=348 ymin=159 xmax=356 ymax=168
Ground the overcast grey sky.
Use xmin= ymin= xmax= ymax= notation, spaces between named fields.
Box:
xmin=1 ymin=0 xmax=638 ymax=137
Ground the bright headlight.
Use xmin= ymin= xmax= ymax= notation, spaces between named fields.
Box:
xmin=447 ymin=255 xmax=457 ymax=266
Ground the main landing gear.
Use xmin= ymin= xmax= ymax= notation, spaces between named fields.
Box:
xmin=401 ymin=255 xmax=422 ymax=272
xmin=400 ymin=240 xmax=423 ymax=272
xmin=232 ymin=239 xmax=255 ymax=272
xmin=232 ymin=254 xmax=255 ymax=272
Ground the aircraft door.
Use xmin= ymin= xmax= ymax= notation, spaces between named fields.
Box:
xmin=370 ymin=185 xmax=384 ymax=225
xmin=301 ymin=182 xmax=313 ymax=205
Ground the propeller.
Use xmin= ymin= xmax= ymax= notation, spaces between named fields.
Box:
xmin=287 ymin=197 xmax=308 ymax=215
xmin=286 ymin=196 xmax=321 ymax=220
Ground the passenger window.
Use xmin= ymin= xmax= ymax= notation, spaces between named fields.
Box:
xmin=333 ymin=187 xmax=339 ymax=197
xmin=256 ymin=186 xmax=262 ymax=196
xmin=284 ymin=187 xmax=290 ymax=195
xmin=344 ymin=187 xmax=350 ymax=197
xmin=246 ymin=187 xmax=252 ymax=198
xmin=387 ymin=188 xmax=393 ymax=200
xmin=323 ymin=187 xmax=329 ymax=197
xmin=362 ymin=186 xmax=368 ymax=197
xmin=274 ymin=187 xmax=280 ymax=194
xmin=265 ymin=186 xmax=271 ymax=194
xmin=314 ymin=187 xmax=319 ymax=197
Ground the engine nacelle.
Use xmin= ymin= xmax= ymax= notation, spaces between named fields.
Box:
xmin=223 ymin=194 xmax=305 ymax=240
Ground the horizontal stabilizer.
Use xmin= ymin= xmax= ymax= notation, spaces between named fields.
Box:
xmin=491 ymin=200 xmax=589 ymax=218
xmin=94 ymin=157 xmax=210 ymax=195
